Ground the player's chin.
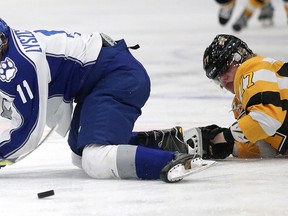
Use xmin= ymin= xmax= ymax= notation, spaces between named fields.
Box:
xmin=223 ymin=82 xmax=234 ymax=93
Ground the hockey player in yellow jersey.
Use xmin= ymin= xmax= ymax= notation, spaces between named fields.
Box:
xmin=216 ymin=0 xmax=288 ymax=31
xmin=200 ymin=34 xmax=288 ymax=159
xmin=232 ymin=0 xmax=274 ymax=31
xmin=134 ymin=33 xmax=288 ymax=159
xmin=216 ymin=0 xmax=274 ymax=28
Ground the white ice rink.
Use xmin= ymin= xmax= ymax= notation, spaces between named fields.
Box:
xmin=1 ymin=0 xmax=288 ymax=215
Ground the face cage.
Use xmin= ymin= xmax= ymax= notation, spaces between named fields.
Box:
xmin=206 ymin=50 xmax=239 ymax=80
xmin=0 ymin=32 xmax=7 ymax=53
xmin=212 ymin=53 xmax=242 ymax=85
xmin=206 ymin=56 xmax=233 ymax=80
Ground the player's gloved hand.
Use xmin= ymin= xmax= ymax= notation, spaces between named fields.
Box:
xmin=199 ymin=124 xmax=234 ymax=159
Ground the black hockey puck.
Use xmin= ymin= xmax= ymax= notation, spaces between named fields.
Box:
xmin=37 ymin=190 xmax=55 ymax=199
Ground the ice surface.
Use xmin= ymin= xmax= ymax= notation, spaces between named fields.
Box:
xmin=1 ymin=0 xmax=288 ymax=215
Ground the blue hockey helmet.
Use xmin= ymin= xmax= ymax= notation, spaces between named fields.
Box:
xmin=0 ymin=18 xmax=9 ymax=54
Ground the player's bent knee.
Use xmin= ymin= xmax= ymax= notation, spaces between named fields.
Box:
xmin=82 ymin=144 xmax=119 ymax=179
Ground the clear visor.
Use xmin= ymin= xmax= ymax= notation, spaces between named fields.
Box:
xmin=212 ymin=53 xmax=242 ymax=83
xmin=213 ymin=61 xmax=241 ymax=88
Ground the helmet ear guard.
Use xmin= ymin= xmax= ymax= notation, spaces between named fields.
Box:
xmin=203 ymin=34 xmax=254 ymax=80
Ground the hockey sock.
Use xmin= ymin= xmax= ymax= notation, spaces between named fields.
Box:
xmin=135 ymin=146 xmax=175 ymax=179
xmin=82 ymin=144 xmax=174 ymax=180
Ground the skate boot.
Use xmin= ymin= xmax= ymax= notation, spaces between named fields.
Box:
xmin=160 ymin=153 xmax=216 ymax=183
xmin=218 ymin=0 xmax=235 ymax=25
xmin=258 ymin=2 xmax=274 ymax=26
xmin=183 ymin=127 xmax=204 ymax=156
xmin=136 ymin=126 xmax=190 ymax=153
xmin=232 ymin=12 xmax=250 ymax=32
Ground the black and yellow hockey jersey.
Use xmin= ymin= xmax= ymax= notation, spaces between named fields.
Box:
xmin=232 ymin=55 xmax=288 ymax=156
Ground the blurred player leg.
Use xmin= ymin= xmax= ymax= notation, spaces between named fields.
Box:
xmin=258 ymin=1 xmax=274 ymax=26
xmin=216 ymin=0 xmax=236 ymax=25
xmin=233 ymin=0 xmax=270 ymax=31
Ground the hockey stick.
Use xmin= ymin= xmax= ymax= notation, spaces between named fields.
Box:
xmin=0 ymin=125 xmax=57 ymax=166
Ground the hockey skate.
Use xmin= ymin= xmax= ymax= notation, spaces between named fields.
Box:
xmin=183 ymin=127 xmax=204 ymax=156
xmin=232 ymin=12 xmax=249 ymax=32
xmin=218 ymin=0 xmax=235 ymax=25
xmin=136 ymin=126 xmax=189 ymax=153
xmin=160 ymin=153 xmax=216 ymax=183
xmin=258 ymin=2 xmax=274 ymax=26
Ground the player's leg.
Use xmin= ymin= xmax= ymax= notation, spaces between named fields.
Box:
xmin=81 ymin=144 xmax=175 ymax=179
xmin=81 ymin=144 xmax=213 ymax=183
xmin=76 ymin=82 xmax=195 ymax=181
xmin=69 ymin=104 xmax=180 ymax=180
xmin=233 ymin=0 xmax=270 ymax=31
xmin=69 ymin=39 xmax=165 ymax=180
xmin=258 ymin=0 xmax=274 ymax=26
xmin=129 ymin=126 xmax=194 ymax=153
xmin=215 ymin=0 xmax=236 ymax=25
xmin=73 ymin=79 xmax=205 ymax=182
xmin=69 ymin=40 xmax=212 ymax=182
xmin=182 ymin=125 xmax=280 ymax=159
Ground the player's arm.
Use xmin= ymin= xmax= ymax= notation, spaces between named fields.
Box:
xmin=183 ymin=125 xmax=234 ymax=159
xmin=0 ymin=61 xmax=49 ymax=162
xmin=233 ymin=140 xmax=278 ymax=158
xmin=232 ymin=59 xmax=286 ymax=143
xmin=185 ymin=124 xmax=279 ymax=159
xmin=0 ymin=83 xmax=40 ymax=161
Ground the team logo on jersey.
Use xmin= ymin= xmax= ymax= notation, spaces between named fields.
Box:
xmin=0 ymin=57 xmax=18 ymax=83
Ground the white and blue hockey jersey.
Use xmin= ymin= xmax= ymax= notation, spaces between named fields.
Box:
xmin=0 ymin=28 xmax=102 ymax=161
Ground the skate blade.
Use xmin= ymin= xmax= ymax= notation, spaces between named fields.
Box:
xmin=167 ymin=157 xmax=216 ymax=182
xmin=260 ymin=19 xmax=273 ymax=27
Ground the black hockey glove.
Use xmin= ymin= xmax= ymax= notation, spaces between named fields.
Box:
xmin=199 ymin=124 xmax=234 ymax=159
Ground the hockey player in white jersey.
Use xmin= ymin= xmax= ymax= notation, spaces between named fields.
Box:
xmin=0 ymin=18 xmax=214 ymax=183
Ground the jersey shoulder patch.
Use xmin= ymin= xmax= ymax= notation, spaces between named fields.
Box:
xmin=0 ymin=57 xmax=18 ymax=83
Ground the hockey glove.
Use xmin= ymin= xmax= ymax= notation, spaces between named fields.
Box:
xmin=186 ymin=125 xmax=234 ymax=159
